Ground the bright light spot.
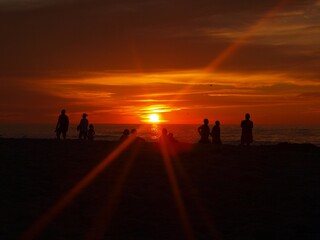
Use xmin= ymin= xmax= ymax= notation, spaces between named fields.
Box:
xmin=149 ymin=114 xmax=160 ymax=123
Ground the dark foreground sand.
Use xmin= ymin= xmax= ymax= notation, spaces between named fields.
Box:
xmin=1 ymin=139 xmax=320 ymax=240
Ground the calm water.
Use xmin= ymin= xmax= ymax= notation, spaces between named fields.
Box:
xmin=0 ymin=124 xmax=320 ymax=146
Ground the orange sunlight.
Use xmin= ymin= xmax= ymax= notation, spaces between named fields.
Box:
xmin=140 ymin=105 xmax=170 ymax=123
xmin=159 ymin=141 xmax=194 ymax=240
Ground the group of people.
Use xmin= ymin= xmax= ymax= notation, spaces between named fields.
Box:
xmin=119 ymin=127 xmax=178 ymax=144
xmin=55 ymin=109 xmax=254 ymax=146
xmin=119 ymin=128 xmax=145 ymax=143
xmin=55 ymin=109 xmax=95 ymax=140
xmin=198 ymin=119 xmax=221 ymax=144
xmin=159 ymin=128 xmax=178 ymax=143
xmin=197 ymin=113 xmax=254 ymax=146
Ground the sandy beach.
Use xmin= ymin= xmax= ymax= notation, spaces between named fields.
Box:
xmin=1 ymin=139 xmax=319 ymax=239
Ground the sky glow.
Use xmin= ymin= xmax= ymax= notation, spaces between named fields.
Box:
xmin=0 ymin=0 xmax=319 ymax=124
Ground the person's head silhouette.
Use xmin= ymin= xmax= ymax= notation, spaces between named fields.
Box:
xmin=82 ymin=113 xmax=88 ymax=118
xmin=162 ymin=128 xmax=168 ymax=135
xmin=245 ymin=113 xmax=250 ymax=120
xmin=204 ymin=118 xmax=209 ymax=125
xmin=215 ymin=120 xmax=220 ymax=126
xmin=131 ymin=129 xmax=137 ymax=135
xmin=61 ymin=109 xmax=66 ymax=114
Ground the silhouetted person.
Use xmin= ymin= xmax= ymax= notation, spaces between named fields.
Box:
xmin=168 ymin=132 xmax=178 ymax=143
xmin=88 ymin=124 xmax=95 ymax=140
xmin=77 ymin=113 xmax=89 ymax=140
xmin=211 ymin=120 xmax=222 ymax=144
xmin=55 ymin=109 xmax=69 ymax=140
xmin=198 ymin=118 xmax=211 ymax=143
xmin=130 ymin=129 xmax=145 ymax=142
xmin=241 ymin=113 xmax=253 ymax=146
xmin=120 ymin=129 xmax=130 ymax=142
xmin=159 ymin=128 xmax=169 ymax=143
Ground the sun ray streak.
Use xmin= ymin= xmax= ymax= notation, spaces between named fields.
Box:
xmin=203 ymin=0 xmax=293 ymax=74
xmin=172 ymin=0 xmax=294 ymax=101
xmin=159 ymin=142 xmax=194 ymax=240
xmin=173 ymin=156 xmax=223 ymax=239
xmin=21 ymin=135 xmax=139 ymax=240
xmin=85 ymin=145 xmax=141 ymax=240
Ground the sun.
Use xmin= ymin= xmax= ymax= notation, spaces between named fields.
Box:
xmin=149 ymin=113 xmax=160 ymax=123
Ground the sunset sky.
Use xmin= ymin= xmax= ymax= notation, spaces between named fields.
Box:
xmin=1 ymin=0 xmax=319 ymax=124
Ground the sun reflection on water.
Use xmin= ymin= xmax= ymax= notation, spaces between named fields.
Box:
xmin=150 ymin=124 xmax=160 ymax=140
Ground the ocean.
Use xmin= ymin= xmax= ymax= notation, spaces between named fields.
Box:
xmin=1 ymin=124 xmax=320 ymax=146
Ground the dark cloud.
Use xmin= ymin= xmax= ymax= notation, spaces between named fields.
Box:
xmin=0 ymin=0 xmax=317 ymax=80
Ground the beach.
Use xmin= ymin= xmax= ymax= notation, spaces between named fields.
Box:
xmin=1 ymin=139 xmax=320 ymax=239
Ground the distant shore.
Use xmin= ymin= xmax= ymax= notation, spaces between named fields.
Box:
xmin=1 ymin=138 xmax=319 ymax=239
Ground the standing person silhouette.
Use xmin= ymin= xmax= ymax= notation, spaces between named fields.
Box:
xmin=241 ymin=113 xmax=253 ymax=146
xmin=198 ymin=118 xmax=211 ymax=144
xmin=77 ymin=113 xmax=89 ymax=140
xmin=159 ymin=128 xmax=169 ymax=143
xmin=211 ymin=120 xmax=222 ymax=144
xmin=55 ymin=109 xmax=69 ymax=140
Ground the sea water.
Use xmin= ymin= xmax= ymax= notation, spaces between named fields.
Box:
xmin=1 ymin=124 xmax=320 ymax=146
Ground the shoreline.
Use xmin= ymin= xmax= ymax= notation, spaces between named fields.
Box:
xmin=1 ymin=137 xmax=319 ymax=145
